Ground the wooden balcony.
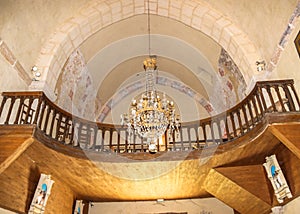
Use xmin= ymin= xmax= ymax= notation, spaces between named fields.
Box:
xmin=0 ymin=79 xmax=300 ymax=214
xmin=0 ymin=79 xmax=299 ymax=154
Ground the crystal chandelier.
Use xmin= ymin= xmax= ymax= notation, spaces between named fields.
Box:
xmin=120 ymin=1 xmax=180 ymax=152
xmin=121 ymin=56 xmax=180 ymax=152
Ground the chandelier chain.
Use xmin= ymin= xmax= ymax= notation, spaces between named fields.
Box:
xmin=147 ymin=0 xmax=151 ymax=56
xmin=120 ymin=1 xmax=181 ymax=153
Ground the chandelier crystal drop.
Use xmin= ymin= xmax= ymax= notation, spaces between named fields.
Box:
xmin=121 ymin=56 xmax=180 ymax=151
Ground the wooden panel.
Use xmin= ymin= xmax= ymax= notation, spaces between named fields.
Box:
xmin=275 ymin=144 xmax=300 ymax=205
xmin=0 ymin=146 xmax=75 ymax=214
xmin=204 ymin=168 xmax=271 ymax=214
xmin=270 ymin=123 xmax=300 ymax=159
xmin=0 ymin=152 xmax=40 ymax=213
xmin=0 ymin=125 xmax=34 ymax=168
xmin=45 ymin=177 xmax=75 ymax=214
xmin=215 ymin=165 xmax=272 ymax=204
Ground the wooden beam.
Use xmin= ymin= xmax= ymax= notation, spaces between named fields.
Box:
xmin=204 ymin=167 xmax=272 ymax=214
xmin=216 ymin=165 xmax=272 ymax=204
xmin=0 ymin=125 xmax=35 ymax=174
xmin=269 ymin=124 xmax=300 ymax=159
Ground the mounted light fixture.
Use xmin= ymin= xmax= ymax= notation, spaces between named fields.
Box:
xmin=256 ymin=60 xmax=266 ymax=72
xmin=31 ymin=65 xmax=41 ymax=81
xmin=121 ymin=0 xmax=180 ymax=153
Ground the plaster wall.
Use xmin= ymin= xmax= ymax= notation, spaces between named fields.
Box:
xmin=208 ymin=0 xmax=298 ymax=61
xmin=89 ymin=198 xmax=234 ymax=214
xmin=274 ymin=20 xmax=300 ymax=97
xmin=0 ymin=208 xmax=15 ymax=214
xmin=0 ymin=54 xmax=27 ymax=93
xmin=0 ymin=0 xmax=89 ymax=75
xmin=284 ymin=196 xmax=300 ymax=213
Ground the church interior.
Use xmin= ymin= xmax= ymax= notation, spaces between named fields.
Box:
xmin=0 ymin=1 xmax=300 ymax=213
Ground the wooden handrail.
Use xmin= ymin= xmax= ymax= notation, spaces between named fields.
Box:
xmin=0 ymin=79 xmax=299 ymax=153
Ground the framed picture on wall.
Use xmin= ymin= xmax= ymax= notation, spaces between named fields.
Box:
xmin=295 ymin=30 xmax=300 ymax=58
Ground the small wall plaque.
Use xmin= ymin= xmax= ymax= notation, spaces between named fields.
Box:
xmin=263 ymin=154 xmax=292 ymax=203
xmin=29 ymin=174 xmax=55 ymax=214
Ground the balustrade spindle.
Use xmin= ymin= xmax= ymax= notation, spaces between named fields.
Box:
xmin=194 ymin=126 xmax=200 ymax=148
xmin=201 ymin=124 xmax=207 ymax=147
xmin=109 ymin=129 xmax=113 ymax=151
xmin=100 ymin=129 xmax=105 ymax=152
xmin=283 ymin=84 xmax=295 ymax=111
xmin=5 ymin=97 xmax=15 ymax=124
xmin=216 ymin=120 xmax=223 ymax=144
xmin=180 ymin=127 xmax=184 ymax=150
xmin=238 ymin=110 xmax=244 ymax=135
xmin=49 ymin=110 xmax=57 ymax=138
xmin=164 ymin=131 xmax=168 ymax=151
xmin=43 ymin=106 xmax=51 ymax=133
xmin=117 ymin=130 xmax=121 ymax=152
xmin=224 ymin=117 xmax=231 ymax=141
xmin=33 ymin=97 xmax=43 ymax=124
xmin=0 ymin=96 xmax=7 ymax=118
xmin=255 ymin=92 xmax=264 ymax=117
xmin=76 ymin=122 xmax=83 ymax=147
xmin=251 ymin=97 xmax=260 ymax=122
xmin=37 ymin=101 xmax=46 ymax=129
xmin=247 ymin=100 xmax=255 ymax=126
xmin=61 ymin=118 xmax=71 ymax=143
xmin=69 ymin=122 xmax=75 ymax=146
xmin=290 ymin=83 xmax=300 ymax=109
xmin=241 ymin=105 xmax=250 ymax=132
xmin=133 ymin=133 xmax=138 ymax=152
xmin=266 ymin=86 xmax=277 ymax=112
xmin=14 ymin=97 xmax=24 ymax=124
xmin=258 ymin=87 xmax=268 ymax=113
xmin=24 ymin=98 xmax=34 ymax=123
xmin=85 ymin=124 xmax=91 ymax=149
xmin=85 ymin=124 xmax=90 ymax=149
xmin=74 ymin=121 xmax=80 ymax=147
xmin=140 ymin=137 xmax=144 ymax=152
xmin=187 ymin=127 xmax=192 ymax=149
xmin=171 ymin=131 xmax=176 ymax=150
xmin=229 ymin=112 xmax=236 ymax=137
xmin=91 ymin=126 xmax=97 ymax=150
xmin=209 ymin=123 xmax=215 ymax=145
xmin=125 ymin=130 xmax=129 ymax=153
xmin=275 ymin=86 xmax=286 ymax=112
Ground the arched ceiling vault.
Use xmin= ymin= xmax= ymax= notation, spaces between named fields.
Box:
xmin=32 ymin=0 xmax=261 ymax=103
xmin=80 ymin=15 xmax=219 ymax=105
xmin=96 ymin=56 xmax=209 ymax=106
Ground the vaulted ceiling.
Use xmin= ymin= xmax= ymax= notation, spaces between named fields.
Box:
xmin=1 ymin=0 xmax=299 ymax=123
xmin=51 ymin=0 xmax=299 ymax=123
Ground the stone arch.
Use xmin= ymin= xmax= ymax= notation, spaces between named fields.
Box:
xmin=32 ymin=0 xmax=261 ymax=99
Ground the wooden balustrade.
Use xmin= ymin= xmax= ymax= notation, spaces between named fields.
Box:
xmin=0 ymin=79 xmax=299 ymax=153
